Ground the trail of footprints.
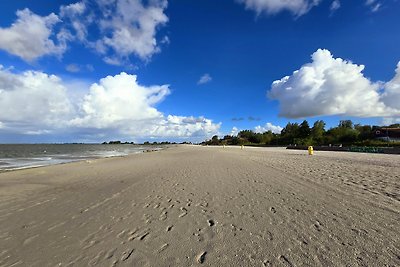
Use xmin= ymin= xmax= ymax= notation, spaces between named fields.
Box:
xmin=73 ymin=185 xmax=339 ymax=267
xmin=71 ymin=189 xmax=305 ymax=266
xmin=4 ymin=190 xmax=332 ymax=266
xmin=71 ymin=193 xmax=216 ymax=266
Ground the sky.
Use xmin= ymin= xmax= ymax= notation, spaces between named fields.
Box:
xmin=0 ymin=0 xmax=399 ymax=143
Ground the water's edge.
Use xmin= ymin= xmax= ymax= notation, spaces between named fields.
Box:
xmin=0 ymin=145 xmax=167 ymax=172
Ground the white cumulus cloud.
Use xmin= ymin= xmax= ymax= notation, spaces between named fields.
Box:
xmin=0 ymin=67 xmax=220 ymax=141
xmin=70 ymin=72 xmax=169 ymax=129
xmin=147 ymin=115 xmax=220 ymax=138
xmin=0 ymin=66 xmax=73 ymax=132
xmin=0 ymin=1 xmax=169 ymax=64
xmin=330 ymin=0 xmax=341 ymax=12
xmin=60 ymin=1 xmax=88 ymax=42
xmin=197 ymin=73 xmax=212 ymax=85
xmin=382 ymin=117 xmax=400 ymax=125
xmin=0 ymin=9 xmax=66 ymax=61
xmin=66 ymin=64 xmax=81 ymax=73
xmin=230 ymin=127 xmax=239 ymax=136
xmin=94 ymin=0 xmax=169 ymax=62
xmin=254 ymin=122 xmax=283 ymax=134
xmin=365 ymin=0 xmax=382 ymax=12
xmin=268 ymin=49 xmax=400 ymax=119
xmin=381 ymin=63 xmax=400 ymax=111
xmin=237 ymin=0 xmax=321 ymax=16
xmin=70 ymin=73 xmax=220 ymax=138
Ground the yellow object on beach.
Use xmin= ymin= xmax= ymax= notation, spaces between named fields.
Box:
xmin=241 ymin=145 xmax=244 ymax=150
xmin=308 ymin=146 xmax=314 ymax=155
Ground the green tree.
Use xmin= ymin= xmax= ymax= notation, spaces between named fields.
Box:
xmin=211 ymin=135 xmax=220 ymax=145
xmin=237 ymin=130 xmax=264 ymax=144
xmin=238 ymin=130 xmax=252 ymax=140
xmin=299 ymin=120 xmax=311 ymax=139
xmin=281 ymin=122 xmax=300 ymax=144
xmin=339 ymin=120 xmax=353 ymax=129
xmin=354 ymin=124 xmax=373 ymax=141
xmin=261 ymin=131 xmax=274 ymax=144
xmin=328 ymin=123 xmax=359 ymax=144
xmin=311 ymin=120 xmax=326 ymax=144
xmin=230 ymin=136 xmax=240 ymax=145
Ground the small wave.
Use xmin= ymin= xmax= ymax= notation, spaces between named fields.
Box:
xmin=2 ymin=165 xmax=46 ymax=171
xmin=0 ymin=145 xmax=162 ymax=171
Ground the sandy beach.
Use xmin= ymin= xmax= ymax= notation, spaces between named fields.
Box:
xmin=0 ymin=145 xmax=399 ymax=266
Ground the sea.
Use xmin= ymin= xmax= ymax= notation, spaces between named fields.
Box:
xmin=0 ymin=144 xmax=162 ymax=171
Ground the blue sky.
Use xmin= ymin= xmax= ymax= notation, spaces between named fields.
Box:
xmin=0 ymin=0 xmax=399 ymax=143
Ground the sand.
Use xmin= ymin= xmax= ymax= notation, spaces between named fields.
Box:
xmin=0 ymin=145 xmax=399 ymax=266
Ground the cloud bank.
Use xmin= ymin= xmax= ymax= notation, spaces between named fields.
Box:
xmin=227 ymin=122 xmax=283 ymax=137
xmin=268 ymin=49 xmax=400 ymax=119
xmin=0 ymin=67 xmax=220 ymax=141
xmin=254 ymin=122 xmax=283 ymax=134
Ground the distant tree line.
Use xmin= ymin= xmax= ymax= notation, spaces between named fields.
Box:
xmin=202 ymin=120 xmax=400 ymax=147
xmin=103 ymin=141 xmax=135 ymax=145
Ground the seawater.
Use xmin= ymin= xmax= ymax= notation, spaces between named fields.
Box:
xmin=0 ymin=144 xmax=161 ymax=171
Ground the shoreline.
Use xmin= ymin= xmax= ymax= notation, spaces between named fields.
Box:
xmin=0 ymin=146 xmax=167 ymax=173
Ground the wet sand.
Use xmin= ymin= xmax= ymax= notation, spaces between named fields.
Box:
xmin=0 ymin=145 xmax=399 ymax=266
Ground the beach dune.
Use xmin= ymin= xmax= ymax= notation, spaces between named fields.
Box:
xmin=0 ymin=146 xmax=399 ymax=266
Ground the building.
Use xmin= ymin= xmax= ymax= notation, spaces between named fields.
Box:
xmin=374 ymin=128 xmax=400 ymax=142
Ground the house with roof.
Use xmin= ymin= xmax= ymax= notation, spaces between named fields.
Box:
xmin=374 ymin=128 xmax=400 ymax=142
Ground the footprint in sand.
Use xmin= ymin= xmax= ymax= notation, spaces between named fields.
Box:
xmin=111 ymin=259 xmax=119 ymax=267
xmin=279 ymin=255 xmax=294 ymax=267
xmin=157 ymin=243 xmax=169 ymax=253
xmin=127 ymin=228 xmax=139 ymax=241
xmin=262 ymin=260 xmax=272 ymax=266
xmin=196 ymin=251 xmax=207 ymax=264
xmin=104 ymin=248 xmax=117 ymax=260
xmin=128 ymin=229 xmax=149 ymax=241
xmin=120 ymin=249 xmax=134 ymax=261
xmin=142 ymin=214 xmax=152 ymax=224
xmin=179 ymin=207 xmax=188 ymax=218
xmin=159 ymin=211 xmax=168 ymax=221
xmin=313 ymin=220 xmax=323 ymax=232
xmin=117 ymin=230 xmax=127 ymax=238
xmin=139 ymin=232 xmax=150 ymax=241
